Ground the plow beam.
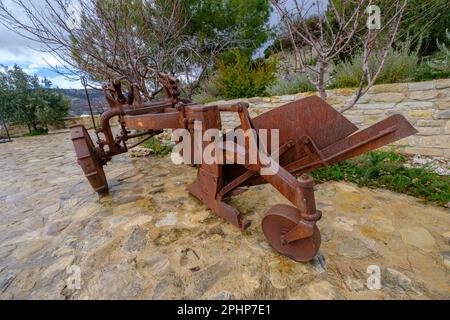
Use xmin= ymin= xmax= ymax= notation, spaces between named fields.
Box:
xmin=285 ymin=113 xmax=418 ymax=174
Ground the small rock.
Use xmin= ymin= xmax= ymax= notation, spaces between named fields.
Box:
xmin=47 ymin=219 xmax=71 ymax=236
xmin=441 ymin=251 xmax=450 ymax=269
xmin=43 ymin=255 xmax=75 ymax=278
xmin=311 ymin=253 xmax=326 ymax=273
xmin=192 ymin=262 xmax=231 ymax=296
xmin=41 ymin=203 xmax=60 ymax=216
xmin=337 ymin=236 xmax=374 ymax=259
xmin=268 ymin=261 xmax=289 ymax=289
xmin=305 ymin=281 xmax=339 ymax=300
xmin=334 ymin=216 xmax=357 ymax=232
xmin=124 ymin=227 xmax=148 ymax=252
xmin=400 ymin=227 xmax=435 ymax=252
xmin=0 ymin=271 xmax=15 ymax=294
xmin=442 ymin=231 xmax=450 ymax=245
xmin=130 ymin=147 xmax=151 ymax=157
xmin=208 ymin=291 xmax=235 ymax=300
xmin=109 ymin=216 xmax=129 ymax=228
xmin=152 ymin=275 xmax=184 ymax=299
xmin=344 ymin=277 xmax=365 ymax=292
xmin=383 ymin=267 xmax=421 ymax=295
xmin=155 ymin=213 xmax=178 ymax=227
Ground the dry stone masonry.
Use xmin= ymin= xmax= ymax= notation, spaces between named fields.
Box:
xmin=209 ymin=79 xmax=450 ymax=158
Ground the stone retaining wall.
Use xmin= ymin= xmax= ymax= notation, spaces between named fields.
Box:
xmin=208 ymin=79 xmax=450 ymax=157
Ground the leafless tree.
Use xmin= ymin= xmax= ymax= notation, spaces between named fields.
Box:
xmin=271 ymin=0 xmax=409 ymax=112
xmin=0 ymin=0 xmax=241 ymax=98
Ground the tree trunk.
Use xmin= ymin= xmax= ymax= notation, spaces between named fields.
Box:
xmin=316 ymin=59 xmax=328 ymax=100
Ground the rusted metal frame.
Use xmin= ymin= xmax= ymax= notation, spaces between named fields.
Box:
xmin=284 ymin=125 xmax=398 ymax=175
xmin=126 ymin=131 xmax=162 ymax=149
xmin=230 ymin=104 xmax=322 ymax=244
xmin=122 ymin=110 xmax=181 ymax=131
xmin=280 ymin=175 xmax=322 ymax=244
xmin=100 ymin=108 xmax=128 ymax=157
xmin=123 ymin=130 xmax=156 ymax=140
xmin=247 ymin=159 xmax=320 ymax=243
xmin=298 ymin=135 xmax=329 ymax=167
xmin=217 ymin=140 xmax=295 ymax=199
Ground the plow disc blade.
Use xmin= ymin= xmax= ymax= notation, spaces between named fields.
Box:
xmin=251 ymin=96 xmax=358 ymax=158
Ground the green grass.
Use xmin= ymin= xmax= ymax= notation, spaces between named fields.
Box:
xmin=140 ymin=138 xmax=173 ymax=156
xmin=22 ymin=128 xmax=48 ymax=136
xmin=311 ymin=151 xmax=449 ymax=207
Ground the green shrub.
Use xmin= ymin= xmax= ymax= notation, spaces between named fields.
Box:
xmin=140 ymin=138 xmax=173 ymax=156
xmin=267 ymin=73 xmax=316 ymax=96
xmin=311 ymin=151 xmax=449 ymax=207
xmin=330 ymin=39 xmax=418 ymax=88
xmin=214 ymin=50 xmax=277 ymax=99
xmin=415 ymin=29 xmax=450 ymax=80
xmin=191 ymin=77 xmax=221 ymax=103
xmin=22 ymin=128 xmax=48 ymax=136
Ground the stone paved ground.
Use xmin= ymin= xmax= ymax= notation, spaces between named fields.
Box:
xmin=0 ymin=133 xmax=449 ymax=300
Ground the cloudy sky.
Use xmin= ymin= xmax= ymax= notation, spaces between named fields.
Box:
xmin=0 ymin=0 xmax=85 ymax=89
xmin=0 ymin=0 xmax=285 ymax=89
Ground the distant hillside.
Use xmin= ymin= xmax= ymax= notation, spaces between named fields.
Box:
xmin=56 ymin=89 xmax=107 ymax=116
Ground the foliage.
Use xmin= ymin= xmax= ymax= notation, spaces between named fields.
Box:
xmin=426 ymin=29 xmax=450 ymax=75
xmin=0 ymin=65 xmax=69 ymax=133
xmin=186 ymin=0 xmax=271 ymax=59
xmin=141 ymin=138 xmax=174 ymax=156
xmin=21 ymin=128 xmax=48 ymax=136
xmin=214 ymin=51 xmax=277 ymax=99
xmin=191 ymin=78 xmax=221 ymax=103
xmin=311 ymin=151 xmax=450 ymax=207
xmin=330 ymin=39 xmax=419 ymax=88
xmin=267 ymin=74 xmax=316 ymax=96
xmin=0 ymin=0 xmax=271 ymax=98
xmin=398 ymin=0 xmax=450 ymax=56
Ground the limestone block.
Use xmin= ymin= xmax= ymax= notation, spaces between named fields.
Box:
xmin=334 ymin=88 xmax=355 ymax=96
xmin=270 ymin=96 xmax=280 ymax=103
xmin=396 ymin=101 xmax=434 ymax=110
xmin=418 ymin=135 xmax=450 ymax=148
xmin=436 ymin=101 xmax=450 ymax=110
xmin=436 ymin=110 xmax=450 ymax=119
xmin=408 ymin=91 xmax=439 ymax=101
xmin=407 ymin=81 xmax=435 ymax=91
xmin=416 ymin=127 xmax=442 ymax=136
xmin=434 ymin=78 xmax=450 ymax=89
xmin=409 ymin=110 xmax=433 ymax=119
xmin=356 ymin=103 xmax=396 ymax=110
xmin=248 ymin=97 xmax=263 ymax=103
xmin=345 ymin=116 xmax=365 ymax=124
xmin=368 ymin=83 xmax=408 ymax=93
xmin=416 ymin=120 xmax=444 ymax=127
xmin=444 ymin=121 xmax=450 ymax=134
xmin=403 ymin=147 xmax=444 ymax=157
xmin=370 ymin=92 xmax=405 ymax=103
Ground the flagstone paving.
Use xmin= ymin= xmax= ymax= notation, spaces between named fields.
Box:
xmin=0 ymin=133 xmax=449 ymax=299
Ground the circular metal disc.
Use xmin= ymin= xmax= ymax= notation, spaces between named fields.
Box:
xmin=262 ymin=204 xmax=321 ymax=262
xmin=70 ymin=125 xmax=108 ymax=194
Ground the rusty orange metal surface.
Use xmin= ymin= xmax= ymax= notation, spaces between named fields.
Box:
xmin=70 ymin=74 xmax=417 ymax=262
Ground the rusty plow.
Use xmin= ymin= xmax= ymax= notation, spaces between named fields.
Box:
xmin=70 ymin=74 xmax=417 ymax=262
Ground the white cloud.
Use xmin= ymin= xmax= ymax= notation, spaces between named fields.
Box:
xmin=46 ymin=75 xmax=84 ymax=89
